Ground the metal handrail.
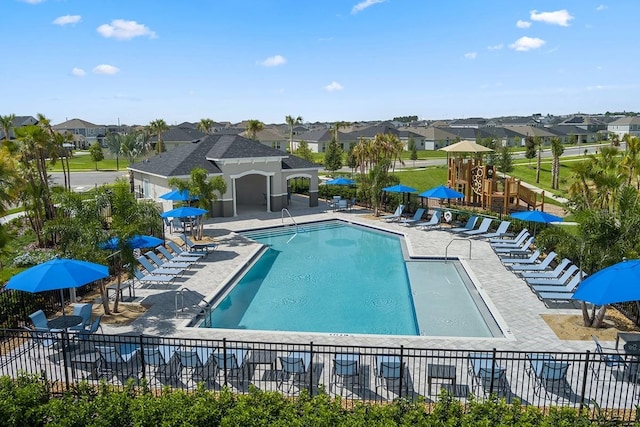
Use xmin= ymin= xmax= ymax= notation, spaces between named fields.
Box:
xmin=281 ymin=208 xmax=298 ymax=234
xmin=175 ymin=287 xmax=213 ymax=324
xmin=445 ymin=238 xmax=472 ymax=263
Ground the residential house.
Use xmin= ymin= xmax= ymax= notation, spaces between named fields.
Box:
xmin=607 ymin=116 xmax=640 ymax=139
xmin=53 ymin=118 xmax=106 ymax=149
xmin=0 ymin=115 xmax=38 ymax=139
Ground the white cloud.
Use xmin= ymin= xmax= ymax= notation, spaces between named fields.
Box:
xmin=93 ymin=64 xmax=120 ymax=75
xmin=596 ymin=4 xmax=607 ymax=11
xmin=530 ymin=9 xmax=574 ymax=27
xmin=516 ymin=20 xmax=531 ymax=29
xmin=97 ymin=19 xmax=156 ymax=40
xmin=351 ymin=0 xmax=385 ymax=14
xmin=464 ymin=52 xmax=477 ymax=60
xmin=324 ymin=81 xmax=344 ymax=92
xmin=259 ymin=55 xmax=286 ymax=67
xmin=71 ymin=67 xmax=86 ymax=77
xmin=19 ymin=0 xmax=45 ymax=3
xmin=488 ymin=43 xmax=503 ymax=51
xmin=509 ymin=36 xmax=546 ymax=51
xmin=53 ymin=15 xmax=81 ymax=26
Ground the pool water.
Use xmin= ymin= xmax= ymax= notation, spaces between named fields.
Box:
xmin=202 ymin=221 xmax=498 ymax=337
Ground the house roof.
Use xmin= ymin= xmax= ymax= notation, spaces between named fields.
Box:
xmin=608 ymin=116 xmax=640 ymax=126
xmin=347 ymin=125 xmax=399 ymax=139
xmin=129 ymin=134 xmax=318 ymax=177
xmin=160 ymin=126 xmax=205 ymax=142
xmin=53 ymin=118 xmax=103 ymax=129
xmin=296 ymin=128 xmax=336 ymax=142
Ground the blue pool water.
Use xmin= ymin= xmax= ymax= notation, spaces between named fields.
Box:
xmin=202 ymin=221 xmax=498 ymax=337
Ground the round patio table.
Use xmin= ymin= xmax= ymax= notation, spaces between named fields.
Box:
xmin=48 ymin=315 xmax=84 ymax=330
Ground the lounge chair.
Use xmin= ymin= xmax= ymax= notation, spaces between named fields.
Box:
xmin=336 ymin=199 xmax=348 ymax=211
xmin=136 ymin=256 xmax=184 ymax=276
xmin=399 ymin=208 xmax=426 ymax=226
xmin=474 ymin=221 xmax=511 ymax=240
xmin=526 ymin=353 xmax=571 ymax=401
xmin=417 ymin=210 xmax=442 ymax=229
xmin=468 ymin=352 xmax=508 ymax=396
xmin=525 ymin=265 xmax=580 ymax=286
xmin=591 ymin=336 xmax=626 ymax=380
xmin=520 ymin=259 xmax=572 ymax=279
xmin=448 ymin=216 xmax=478 ymax=233
xmin=463 ymin=218 xmax=493 ymax=236
xmin=96 ymin=344 xmax=141 ymax=380
xmin=175 ymin=346 xmax=217 ymax=384
xmin=491 ymin=230 xmax=530 ymax=248
xmin=489 ymin=228 xmax=528 ymax=244
xmin=170 ymin=218 xmax=184 ymax=233
xmin=212 ymin=347 xmax=250 ymax=382
xmin=167 ymin=240 xmax=206 ymax=258
xmin=156 ymin=245 xmax=200 ymax=264
xmin=145 ymin=251 xmax=192 ymax=271
xmin=278 ymin=352 xmax=312 ymax=393
xmin=530 ymin=273 xmax=583 ymax=294
xmin=380 ymin=205 xmax=405 ymax=222
xmin=536 ymin=291 xmax=576 ymax=304
xmin=133 ymin=268 xmax=176 ymax=288
xmin=509 ymin=252 xmax=557 ymax=271
xmin=500 ymin=250 xmax=541 ymax=265
xmin=332 ymin=353 xmax=360 ymax=397
xmin=374 ymin=355 xmax=408 ymax=396
xmin=493 ymin=236 xmax=534 ymax=254
xmin=142 ymin=345 xmax=180 ymax=383
xmin=180 ymin=234 xmax=218 ymax=253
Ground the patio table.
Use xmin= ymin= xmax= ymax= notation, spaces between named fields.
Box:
xmin=48 ymin=315 xmax=83 ymax=330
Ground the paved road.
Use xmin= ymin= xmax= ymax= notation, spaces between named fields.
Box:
xmin=50 ymin=171 xmax=129 ymax=191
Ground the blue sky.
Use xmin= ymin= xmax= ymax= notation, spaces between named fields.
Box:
xmin=2 ymin=0 xmax=638 ymax=126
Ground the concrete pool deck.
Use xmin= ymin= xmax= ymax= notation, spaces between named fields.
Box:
xmin=101 ymin=198 xmax=593 ymax=353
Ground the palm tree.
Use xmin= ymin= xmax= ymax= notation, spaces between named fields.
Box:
xmin=534 ymin=136 xmax=543 ymax=184
xmin=121 ymin=131 xmax=144 ymax=164
xmin=197 ymin=118 xmax=215 ymax=135
xmin=285 ymin=115 xmax=303 ymax=152
xmin=621 ymin=135 xmax=640 ymax=188
xmin=333 ymin=121 xmax=350 ymax=146
xmin=246 ymin=119 xmax=263 ymax=140
xmin=550 ymin=137 xmax=564 ymax=190
xmin=148 ymin=119 xmax=169 ymax=153
xmin=105 ymin=132 xmax=124 ymax=171
xmin=0 ymin=114 xmax=15 ymax=151
xmin=0 ymin=148 xmax=19 ymax=216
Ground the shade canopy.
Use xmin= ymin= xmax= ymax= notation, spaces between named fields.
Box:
xmin=326 ymin=177 xmax=356 ymax=186
xmin=160 ymin=206 xmax=208 ymax=218
xmin=510 ymin=210 xmax=563 ymax=224
xmin=440 ymin=140 xmax=494 ymax=153
xmin=419 ymin=185 xmax=464 ymax=200
xmin=99 ymin=235 xmax=163 ymax=251
xmin=159 ymin=189 xmax=198 ymax=201
xmin=383 ymin=184 xmax=418 ymax=194
xmin=5 ymin=258 xmax=109 ymax=293
xmin=572 ymin=259 xmax=640 ymax=305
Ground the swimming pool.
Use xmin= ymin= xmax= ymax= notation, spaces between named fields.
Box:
xmin=201 ymin=221 xmax=501 ymax=337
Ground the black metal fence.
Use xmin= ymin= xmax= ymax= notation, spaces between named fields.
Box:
xmin=0 ymin=329 xmax=638 ymax=422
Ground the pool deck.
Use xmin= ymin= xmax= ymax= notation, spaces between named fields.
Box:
xmin=101 ymin=199 xmax=593 ymax=353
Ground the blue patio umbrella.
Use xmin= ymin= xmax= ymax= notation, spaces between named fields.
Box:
xmin=5 ymin=258 xmax=109 ymax=293
xmin=99 ymin=235 xmax=163 ymax=251
xmin=510 ymin=210 xmax=563 ymax=236
xmin=160 ymin=206 xmax=208 ymax=219
xmin=383 ymin=184 xmax=418 ymax=208
xmin=419 ymin=185 xmax=464 ymax=200
xmin=326 ymin=177 xmax=356 ymax=186
xmin=159 ymin=189 xmax=199 ymax=201
xmin=572 ymin=259 xmax=640 ymax=305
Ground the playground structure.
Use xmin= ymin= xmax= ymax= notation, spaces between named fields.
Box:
xmin=446 ymin=154 xmax=544 ymax=214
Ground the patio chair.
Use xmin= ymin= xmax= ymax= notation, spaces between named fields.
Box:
xmin=68 ymin=303 xmax=92 ymax=332
xmin=591 ymin=336 xmax=626 ymax=380
xmin=489 ymin=228 xmax=528 ymax=245
xmin=278 ymin=351 xmax=312 ymax=393
xmin=167 ymin=240 xmax=206 ymax=258
xmin=399 ymin=208 xmax=426 ymax=226
xmin=29 ymin=310 xmax=62 ymax=333
xmin=212 ymin=347 xmax=249 ymax=383
xmin=374 ymin=355 xmax=408 ymax=396
xmin=463 ymin=217 xmax=493 ymax=236
xmin=156 ymin=245 xmax=200 ymax=264
xmin=468 ymin=352 xmax=508 ymax=397
xmin=133 ymin=268 xmax=176 ymax=288
xmin=175 ymin=346 xmax=217 ymax=384
xmin=509 ymin=251 xmax=557 ymax=270
xmin=526 ymin=353 xmax=571 ymax=401
xmin=331 ymin=353 xmax=360 ymax=397
xmin=520 ymin=259 xmax=572 ymax=279
xmin=145 ymin=251 xmax=192 ymax=271
xmin=417 ymin=210 xmax=442 ymax=230
xmin=500 ymin=249 xmax=541 ymax=266
xmin=77 ymin=315 xmax=103 ymax=340
xmin=380 ymin=204 xmax=405 ymax=222
xmin=136 ymin=255 xmax=184 ymax=276
xmin=448 ymin=215 xmax=478 ymax=233
xmin=474 ymin=221 xmax=511 ymax=240
xmin=180 ymin=234 xmax=218 ymax=253
xmin=171 ymin=218 xmax=184 ymax=233
xmin=27 ymin=327 xmax=61 ymax=350
xmin=493 ymin=236 xmax=534 ymax=254
xmin=531 ymin=273 xmax=584 ymax=294
xmin=96 ymin=344 xmax=141 ymax=380
xmin=337 ymin=199 xmax=348 ymax=211
xmin=525 ymin=265 xmax=579 ymax=286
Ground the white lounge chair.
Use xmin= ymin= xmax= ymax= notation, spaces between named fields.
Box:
xmin=526 ymin=265 xmax=579 ymax=286
xmin=167 ymin=240 xmax=206 ymax=258
xmin=509 ymin=252 xmax=557 ymax=270
xmin=463 ymin=218 xmax=493 ymax=236
xmin=155 ymin=245 xmax=200 ymax=264
xmin=380 ymin=205 xmax=405 ymax=222
xmin=399 ymin=208 xmax=426 ymax=226
xmin=520 ymin=259 xmax=572 ymax=279
xmin=489 ymin=228 xmax=528 ymax=244
xmin=474 ymin=221 xmax=511 ymax=240
xmin=491 ymin=231 xmax=530 ymax=248
xmin=136 ymin=256 xmax=184 ymax=276
xmin=449 ymin=216 xmax=478 ymax=233
xmin=493 ymin=236 xmax=534 ymax=254
xmin=531 ymin=272 xmax=583 ymax=294
xmin=417 ymin=210 xmax=442 ymax=230
xmin=500 ymin=249 xmax=541 ymax=265
xmin=145 ymin=251 xmax=192 ymax=270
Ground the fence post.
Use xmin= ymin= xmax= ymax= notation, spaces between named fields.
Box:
xmin=139 ymin=335 xmax=146 ymax=380
xmin=489 ymin=348 xmax=497 ymax=395
xmin=222 ymin=338 xmax=228 ymax=386
xmin=399 ymin=345 xmax=404 ymax=399
xmin=309 ymin=341 xmax=314 ymax=397
xmin=579 ymin=350 xmax=590 ymax=411
xmin=61 ymin=330 xmax=71 ymax=391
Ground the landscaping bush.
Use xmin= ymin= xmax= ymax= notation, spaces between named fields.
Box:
xmin=0 ymin=374 xmax=627 ymax=426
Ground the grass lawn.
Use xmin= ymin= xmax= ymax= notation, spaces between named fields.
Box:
xmin=48 ymin=153 xmax=130 ymax=172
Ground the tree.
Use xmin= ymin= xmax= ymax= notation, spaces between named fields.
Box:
xmin=0 ymin=148 xmax=19 ymax=216
xmin=246 ymin=120 xmax=263 ymax=140
xmin=524 ymin=136 xmax=536 ymax=166
xmin=294 ymin=140 xmax=314 ymax=162
xmin=0 ymin=114 xmax=15 ymax=152
xmin=121 ymin=131 xmax=144 ymax=164
xmin=346 ymin=146 xmax=357 ymax=172
xmin=332 ymin=121 xmax=349 ymax=145
xmin=324 ymin=136 xmax=343 ymax=172
xmin=197 ymin=118 xmax=214 ymax=135
xmin=496 ymin=146 xmax=513 ymax=175
xmin=89 ymin=142 xmax=104 ymax=170
xmin=105 ymin=132 xmax=123 ymax=171
xmin=148 ymin=119 xmax=169 ymax=153
xmin=534 ymin=136 xmax=543 ymax=183
xmin=621 ymin=135 xmax=640 ymax=188
xmin=408 ymin=137 xmax=418 ymax=166
xmin=285 ymin=115 xmax=303 ymax=152
xmin=550 ymin=137 xmax=564 ymax=190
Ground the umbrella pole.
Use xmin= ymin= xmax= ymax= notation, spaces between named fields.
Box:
xmin=59 ymin=289 xmax=66 ymax=318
